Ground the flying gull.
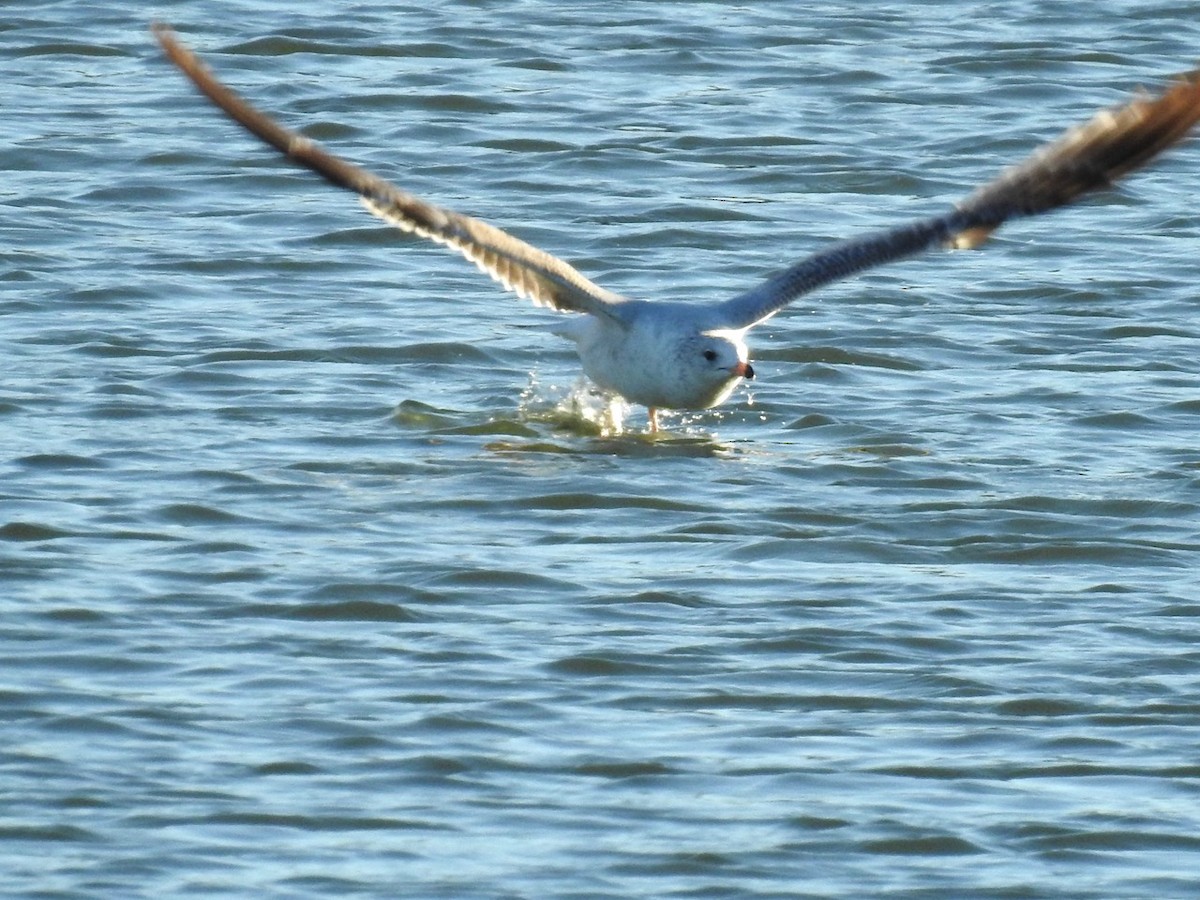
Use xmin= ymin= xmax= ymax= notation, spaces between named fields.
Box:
xmin=154 ymin=25 xmax=1200 ymax=432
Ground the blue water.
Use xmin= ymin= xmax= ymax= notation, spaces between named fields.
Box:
xmin=4 ymin=3 xmax=1200 ymax=897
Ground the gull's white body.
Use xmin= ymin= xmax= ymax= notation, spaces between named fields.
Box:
xmin=560 ymin=302 xmax=750 ymax=414
xmin=154 ymin=25 xmax=1200 ymax=432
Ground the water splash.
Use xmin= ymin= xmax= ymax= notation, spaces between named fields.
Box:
xmin=518 ymin=371 xmax=630 ymax=436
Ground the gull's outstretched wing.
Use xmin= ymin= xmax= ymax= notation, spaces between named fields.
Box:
xmin=718 ymin=69 xmax=1200 ymax=331
xmin=153 ymin=24 xmax=628 ymax=324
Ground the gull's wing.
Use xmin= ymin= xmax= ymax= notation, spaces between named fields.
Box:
xmin=153 ymin=24 xmax=628 ymax=324
xmin=718 ymin=69 xmax=1200 ymax=331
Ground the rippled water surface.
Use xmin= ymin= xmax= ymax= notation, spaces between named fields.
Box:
xmin=5 ymin=2 xmax=1200 ymax=897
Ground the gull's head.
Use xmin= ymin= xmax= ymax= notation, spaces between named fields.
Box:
xmin=672 ymin=330 xmax=753 ymax=409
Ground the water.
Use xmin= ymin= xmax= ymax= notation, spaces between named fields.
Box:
xmin=4 ymin=2 xmax=1200 ymax=897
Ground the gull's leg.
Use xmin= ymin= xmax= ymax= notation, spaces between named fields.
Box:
xmin=647 ymin=408 xmax=660 ymax=433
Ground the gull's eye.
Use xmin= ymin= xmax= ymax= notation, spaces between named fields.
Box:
xmin=702 ymin=349 xmax=718 ymax=362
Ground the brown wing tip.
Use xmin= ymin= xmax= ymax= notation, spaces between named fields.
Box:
xmin=950 ymin=65 xmax=1200 ymax=248
xmin=151 ymin=21 xmax=188 ymax=65
xmin=150 ymin=22 xmax=230 ymax=109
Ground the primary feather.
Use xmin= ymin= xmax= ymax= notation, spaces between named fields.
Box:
xmin=717 ymin=70 xmax=1200 ymax=329
xmin=152 ymin=23 xmax=628 ymax=324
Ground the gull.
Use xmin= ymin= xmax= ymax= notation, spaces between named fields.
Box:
xmin=154 ymin=25 xmax=1200 ymax=432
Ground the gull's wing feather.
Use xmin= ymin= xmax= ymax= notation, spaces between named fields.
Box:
xmin=153 ymin=24 xmax=628 ymax=323
xmin=718 ymin=69 xmax=1200 ymax=330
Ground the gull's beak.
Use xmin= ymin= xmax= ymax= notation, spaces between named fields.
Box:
xmin=733 ymin=361 xmax=755 ymax=380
